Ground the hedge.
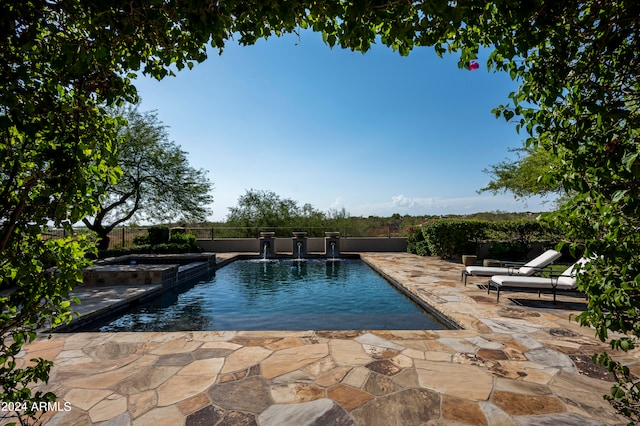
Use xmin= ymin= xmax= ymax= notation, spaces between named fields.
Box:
xmin=407 ymin=219 xmax=560 ymax=260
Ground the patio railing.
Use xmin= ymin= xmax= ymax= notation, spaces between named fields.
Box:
xmin=42 ymin=225 xmax=403 ymax=250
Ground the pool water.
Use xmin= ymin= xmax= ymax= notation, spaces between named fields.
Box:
xmin=81 ymin=259 xmax=447 ymax=331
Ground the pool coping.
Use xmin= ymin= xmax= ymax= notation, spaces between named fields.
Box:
xmin=358 ymin=256 xmax=462 ymax=331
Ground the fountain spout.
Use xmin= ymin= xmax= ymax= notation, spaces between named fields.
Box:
xmin=325 ymin=232 xmax=340 ymax=259
xmin=291 ymin=231 xmax=307 ymax=259
xmin=296 ymin=241 xmax=303 ymax=260
xmin=259 ymin=231 xmax=275 ymax=260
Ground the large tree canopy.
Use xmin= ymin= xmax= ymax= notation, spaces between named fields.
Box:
xmin=83 ymin=107 xmax=213 ymax=250
xmin=2 ymin=0 xmax=639 ymax=422
xmin=226 ymin=189 xmax=325 ymax=237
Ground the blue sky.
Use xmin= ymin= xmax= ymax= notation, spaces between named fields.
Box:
xmin=134 ymin=31 xmax=554 ymax=222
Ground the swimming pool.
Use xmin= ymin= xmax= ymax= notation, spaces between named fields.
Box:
xmin=77 ymin=258 xmax=448 ymax=331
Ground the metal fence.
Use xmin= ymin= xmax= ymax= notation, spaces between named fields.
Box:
xmin=42 ymin=225 xmax=403 ymax=250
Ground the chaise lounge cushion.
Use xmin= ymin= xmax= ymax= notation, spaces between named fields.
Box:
xmin=462 ymin=249 xmax=561 ymax=286
xmin=488 ymin=274 xmax=576 ymax=291
xmin=488 ymin=258 xmax=588 ymax=301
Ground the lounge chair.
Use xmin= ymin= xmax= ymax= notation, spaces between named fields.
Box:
xmin=461 ymin=249 xmax=561 ymax=286
xmin=487 ymin=258 xmax=588 ymax=302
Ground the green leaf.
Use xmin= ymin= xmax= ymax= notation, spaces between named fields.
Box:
xmin=503 ymin=110 xmax=514 ymax=122
xmin=623 ymin=152 xmax=638 ymax=172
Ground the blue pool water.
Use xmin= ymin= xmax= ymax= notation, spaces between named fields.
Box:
xmin=80 ymin=259 xmax=447 ymax=331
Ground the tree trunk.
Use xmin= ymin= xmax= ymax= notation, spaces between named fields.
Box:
xmin=96 ymin=233 xmax=110 ymax=251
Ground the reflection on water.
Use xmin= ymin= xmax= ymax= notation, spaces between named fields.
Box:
xmin=79 ymin=259 xmax=447 ymax=332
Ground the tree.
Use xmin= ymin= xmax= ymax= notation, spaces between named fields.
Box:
xmin=479 ymin=145 xmax=564 ymax=199
xmin=226 ymin=189 xmax=325 ymax=237
xmin=2 ymin=1 xmax=639 ymax=422
xmin=0 ymin=1 xmax=226 ymax=422
xmin=2 ymin=4 xmax=122 ymax=421
xmin=82 ymin=107 xmax=213 ymax=250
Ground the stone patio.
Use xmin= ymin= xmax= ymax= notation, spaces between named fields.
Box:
xmin=8 ymin=253 xmax=639 ymax=425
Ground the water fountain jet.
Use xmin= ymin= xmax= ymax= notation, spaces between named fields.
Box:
xmin=325 ymin=232 xmax=340 ymax=260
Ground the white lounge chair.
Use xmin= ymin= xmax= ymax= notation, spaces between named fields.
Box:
xmin=461 ymin=249 xmax=562 ymax=286
xmin=487 ymin=258 xmax=588 ymax=302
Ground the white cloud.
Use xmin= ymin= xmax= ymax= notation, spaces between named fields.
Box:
xmin=347 ymin=194 xmax=553 ymax=217
xmin=329 ymin=197 xmax=344 ymax=211
xmin=391 ymin=194 xmax=418 ymax=208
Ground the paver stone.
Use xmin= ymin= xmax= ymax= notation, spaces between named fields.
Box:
xmin=491 ymin=390 xmax=566 ymax=416
xmin=350 ymin=388 xmax=440 ymax=426
xmin=178 ymin=358 xmax=224 ymax=376
xmin=362 ymin=372 xmax=403 ymax=396
xmin=478 ymin=401 xmax=518 ymax=426
xmin=88 ymin=394 xmax=127 ymax=423
xmin=259 ymin=398 xmax=353 ymax=426
xmin=354 ymin=333 xmax=405 ymax=350
xmin=185 ymin=405 xmax=224 ymax=425
xmin=207 ymin=376 xmax=272 ymax=413
xmin=549 ymin=371 xmax=626 ymax=424
xmin=132 ymin=405 xmax=184 ymax=426
xmin=329 ymin=339 xmax=371 ymax=366
xmin=149 ymin=338 xmax=202 ymax=355
xmin=525 ymin=347 xmax=576 ymax=372
xmin=221 ymin=346 xmax=272 ymax=374
xmin=129 ymin=390 xmax=158 ymax=419
xmin=63 ymin=354 xmax=157 ymax=389
xmin=442 ymin=395 xmax=488 ymax=426
xmin=516 ymin=412 xmax=609 ymax=426
xmin=327 ymin=384 xmax=373 ymax=411
xmin=113 ymin=366 xmax=180 ymax=395
xmin=415 ymin=359 xmax=493 ymax=400
xmin=157 ymin=373 xmax=218 ymax=406
xmin=261 ymin=343 xmax=329 ymax=379
xmin=63 ymin=388 xmax=112 ymax=411
xmin=316 ymin=366 xmax=352 ymax=387
xmin=270 ymin=383 xmax=324 ymax=403
xmin=341 ymin=367 xmax=370 ymax=388
xmin=176 ymin=393 xmax=210 ymax=415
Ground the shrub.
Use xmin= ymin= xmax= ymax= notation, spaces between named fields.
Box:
xmin=420 ymin=220 xmax=488 ymax=259
xmin=97 ymin=231 xmax=201 ymax=258
xmin=169 ymin=232 xmax=197 ymax=245
xmin=487 ymin=241 xmax=528 ymax=261
xmin=406 ymin=225 xmax=430 ymax=255
xmin=151 ymin=243 xmax=203 ymax=254
xmin=147 ymin=226 xmax=170 ymax=245
xmin=133 ymin=234 xmax=150 ymax=246
xmin=407 ymin=218 xmax=560 ymax=260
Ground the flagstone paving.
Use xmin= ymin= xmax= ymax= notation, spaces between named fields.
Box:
xmin=7 ymin=252 xmax=640 ymax=425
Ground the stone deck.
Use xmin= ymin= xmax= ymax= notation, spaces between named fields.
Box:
xmin=9 ymin=253 xmax=640 ymax=425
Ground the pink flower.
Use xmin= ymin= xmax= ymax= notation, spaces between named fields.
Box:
xmin=469 ymin=61 xmax=479 ymax=71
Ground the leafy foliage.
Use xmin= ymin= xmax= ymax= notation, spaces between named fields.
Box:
xmin=408 ymin=219 xmax=562 ymax=261
xmin=477 ymin=3 xmax=640 ymax=419
xmin=480 ymin=145 xmax=565 ymax=199
xmin=147 ymin=226 xmax=171 ymax=246
xmin=127 ymin=227 xmax=201 ymax=255
xmin=0 ymin=234 xmax=93 ymax=425
xmin=406 ymin=225 xmax=430 ymax=256
xmin=487 ymin=220 xmax=556 ymax=249
xmin=225 ymin=189 xmax=327 ymax=237
xmin=82 ymin=107 xmax=213 ymax=250
xmin=409 ymin=220 xmax=487 ymax=259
